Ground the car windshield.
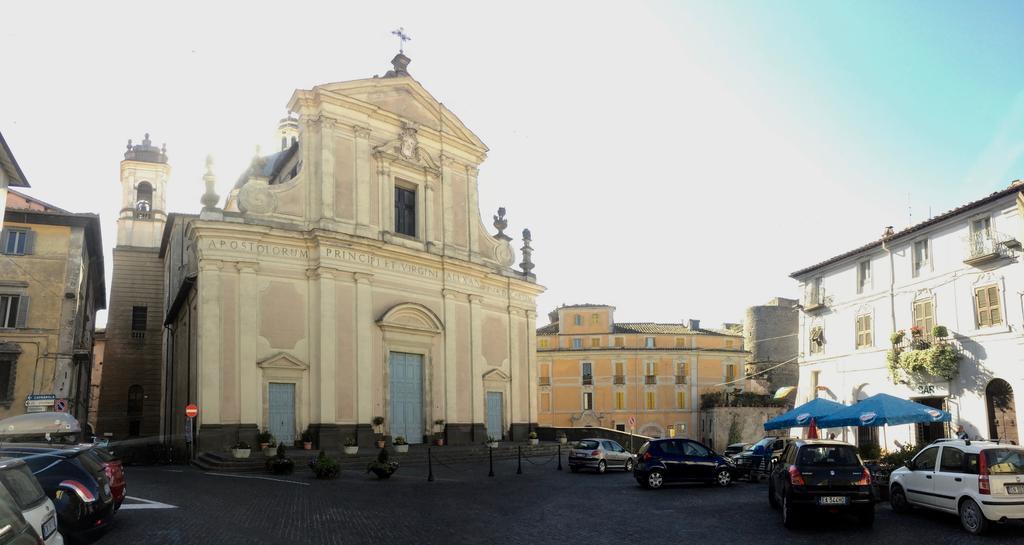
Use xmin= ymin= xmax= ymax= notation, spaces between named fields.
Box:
xmin=984 ymin=449 xmax=1024 ymax=475
xmin=576 ymin=440 xmax=599 ymax=450
xmin=0 ymin=465 xmax=46 ymax=509
xmin=798 ymin=445 xmax=860 ymax=466
xmin=747 ymin=438 xmax=773 ymax=451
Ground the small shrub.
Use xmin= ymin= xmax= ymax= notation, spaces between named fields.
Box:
xmin=301 ymin=430 xmax=313 ymax=443
xmin=257 ymin=430 xmax=273 ymax=444
xmin=858 ymin=443 xmax=881 ymax=461
xmin=932 ymin=325 xmax=949 ymax=339
xmin=890 ymin=330 xmax=905 ymax=346
xmin=366 ymin=447 xmax=398 ymax=479
xmin=344 ymin=436 xmax=358 ymax=447
xmin=266 ymin=443 xmax=294 ymax=475
xmin=393 ymin=436 xmax=407 ymax=446
xmin=528 ymin=431 xmax=538 ymax=440
xmin=310 ymin=451 xmax=341 ymax=479
xmin=879 ymin=444 xmax=919 ymax=469
xmin=232 ymin=441 xmax=251 ymax=450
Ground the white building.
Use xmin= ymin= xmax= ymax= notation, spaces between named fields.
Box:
xmin=791 ymin=181 xmax=1024 ymax=450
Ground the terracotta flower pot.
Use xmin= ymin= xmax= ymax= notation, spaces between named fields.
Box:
xmin=303 ymin=442 xmax=312 ymax=450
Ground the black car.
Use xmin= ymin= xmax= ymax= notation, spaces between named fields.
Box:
xmin=768 ymin=439 xmax=875 ymax=529
xmin=733 ymin=436 xmax=795 ymax=481
xmin=633 ymin=438 xmax=735 ymax=489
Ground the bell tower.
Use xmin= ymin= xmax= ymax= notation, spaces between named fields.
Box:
xmin=117 ymin=133 xmax=170 ymax=247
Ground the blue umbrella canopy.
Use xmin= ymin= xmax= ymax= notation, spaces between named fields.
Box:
xmin=817 ymin=393 xmax=951 ymax=428
xmin=764 ymin=397 xmax=846 ymax=431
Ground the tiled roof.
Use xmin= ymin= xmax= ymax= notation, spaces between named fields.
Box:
xmin=536 ymin=323 xmax=559 ymax=335
xmin=555 ymin=303 xmax=613 ymax=309
xmin=536 ymin=322 xmax=742 ymax=337
xmin=790 ymin=183 xmax=1023 ymax=278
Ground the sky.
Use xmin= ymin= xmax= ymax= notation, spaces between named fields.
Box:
xmin=3 ymin=0 xmax=1024 ymax=328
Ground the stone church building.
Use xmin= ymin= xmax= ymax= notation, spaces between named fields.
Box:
xmin=158 ymin=53 xmax=543 ymax=453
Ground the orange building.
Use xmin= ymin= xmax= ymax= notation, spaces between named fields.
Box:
xmin=536 ymin=304 xmax=747 ymax=441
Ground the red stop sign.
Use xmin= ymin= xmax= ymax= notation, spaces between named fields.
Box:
xmin=185 ymin=404 xmax=198 ymax=418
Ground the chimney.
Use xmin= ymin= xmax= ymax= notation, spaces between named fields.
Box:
xmin=688 ymin=319 xmax=700 ymax=331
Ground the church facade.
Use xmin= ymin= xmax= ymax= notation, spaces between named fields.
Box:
xmin=161 ymin=54 xmax=543 ymax=453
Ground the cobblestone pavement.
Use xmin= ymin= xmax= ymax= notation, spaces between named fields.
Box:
xmin=93 ymin=457 xmax=1024 ymax=545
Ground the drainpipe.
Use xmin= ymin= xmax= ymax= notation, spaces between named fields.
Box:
xmin=881 ymin=227 xmax=896 ymax=334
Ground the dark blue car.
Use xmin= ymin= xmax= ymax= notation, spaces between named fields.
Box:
xmin=634 ymin=438 xmax=735 ymax=489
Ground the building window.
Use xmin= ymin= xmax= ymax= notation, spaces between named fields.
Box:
xmin=581 ymin=362 xmax=592 ymax=385
xmin=675 ymin=337 xmax=686 ymax=348
xmin=615 ymin=391 xmax=625 ymax=410
xmin=574 ymin=314 xmax=582 ymax=326
xmin=855 ymin=314 xmax=873 ymax=348
xmin=809 ymin=326 xmax=824 ymax=354
xmin=614 ymin=337 xmax=624 ymax=348
xmin=394 ymin=185 xmax=416 ymax=237
xmin=677 ymin=361 xmax=687 ymax=376
xmin=0 ymin=295 xmax=27 ymax=329
xmin=645 ymin=360 xmax=656 ymax=376
xmin=645 ymin=391 xmax=656 ymax=410
xmin=572 ymin=338 xmax=582 ymax=349
xmin=614 ymin=361 xmax=624 ymax=376
xmin=591 ymin=313 xmax=599 ymax=325
xmin=676 ymin=390 xmax=687 ymax=409
xmin=583 ymin=392 xmax=593 ymax=411
xmin=1 ymin=229 xmax=33 ymax=255
xmin=912 ymin=239 xmax=930 ymax=277
xmin=645 ymin=337 xmax=655 ymax=348
xmin=724 ymin=364 xmax=736 ymax=384
xmin=857 ymin=259 xmax=872 ymax=294
xmin=913 ymin=299 xmax=935 ymax=333
xmin=539 ymin=338 xmax=549 ymax=349
xmin=725 ymin=339 xmax=734 ymax=349
xmin=127 ymin=384 xmax=144 ymax=437
xmin=0 ymin=352 xmax=17 ymax=406
xmin=974 ymin=285 xmax=1003 ymax=328
xmin=590 ymin=337 xmax=600 ymax=348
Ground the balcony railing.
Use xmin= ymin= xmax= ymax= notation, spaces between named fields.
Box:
xmin=644 ymin=375 xmax=657 ymax=385
xmin=131 ymin=331 xmax=145 ymax=340
xmin=802 ymin=286 xmax=826 ymax=312
xmin=581 ymin=375 xmax=593 ymax=386
xmin=538 ymin=376 xmax=550 ymax=386
xmin=675 ymin=375 xmax=688 ymax=384
xmin=964 ymin=231 xmax=1018 ymax=266
xmin=613 ymin=375 xmax=626 ymax=385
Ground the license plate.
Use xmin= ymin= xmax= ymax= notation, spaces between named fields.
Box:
xmin=817 ymin=496 xmax=848 ymax=506
xmin=42 ymin=515 xmax=56 ymax=539
xmin=1007 ymin=484 xmax=1024 ymax=495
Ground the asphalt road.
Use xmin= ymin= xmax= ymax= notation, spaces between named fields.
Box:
xmin=92 ymin=457 xmax=1024 ymax=545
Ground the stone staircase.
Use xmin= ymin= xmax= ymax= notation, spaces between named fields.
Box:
xmin=193 ymin=442 xmax=565 ymax=473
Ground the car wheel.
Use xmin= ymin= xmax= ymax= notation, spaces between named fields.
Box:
xmin=959 ymin=498 xmax=989 ymax=535
xmin=569 ymin=465 xmax=579 ymax=473
xmin=624 ymin=458 xmax=634 ymax=472
xmin=647 ymin=470 xmax=664 ymax=490
xmin=782 ymin=494 xmax=799 ymax=529
xmin=597 ymin=460 xmax=607 ymax=474
xmin=768 ymin=480 xmax=780 ymax=509
xmin=889 ymin=485 xmax=911 ymax=514
xmin=715 ymin=468 xmax=732 ymax=487
xmin=857 ymin=505 xmax=875 ymax=527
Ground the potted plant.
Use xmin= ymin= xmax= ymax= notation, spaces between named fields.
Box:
xmin=366 ymin=447 xmax=398 ymax=479
xmin=230 ymin=440 xmax=251 ymax=459
xmin=301 ymin=430 xmax=313 ymax=450
xmin=393 ymin=436 xmax=409 ymax=453
xmin=557 ymin=432 xmax=567 ymax=445
xmin=528 ymin=431 xmax=539 ymax=446
xmin=485 ymin=436 xmax=500 ymax=449
xmin=257 ymin=429 xmax=273 ymax=450
xmin=372 ymin=416 xmax=386 ymax=448
xmin=343 ymin=436 xmax=359 ymax=455
xmin=263 ymin=438 xmax=278 ymax=457
xmin=265 ymin=444 xmax=295 ymax=475
xmin=433 ymin=419 xmax=446 ymax=446
xmin=309 ymin=451 xmax=341 ymax=480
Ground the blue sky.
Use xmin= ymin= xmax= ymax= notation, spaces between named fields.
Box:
xmin=2 ymin=1 xmax=1023 ymax=327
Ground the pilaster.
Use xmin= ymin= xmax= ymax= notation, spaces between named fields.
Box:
xmin=440 ymin=154 xmax=456 ymax=253
xmin=354 ymin=126 xmax=372 ymax=231
xmin=525 ymin=310 xmax=538 ymax=426
xmin=237 ymin=262 xmax=260 ymax=425
xmin=315 ymin=266 xmax=338 ymax=425
xmin=198 ymin=260 xmax=223 ymax=424
xmin=442 ymin=289 xmax=460 ymax=424
xmin=355 ymin=272 xmax=374 ymax=424
xmin=469 ymin=294 xmax=484 ymax=427
xmin=466 ymin=165 xmax=480 ymax=258
xmin=320 ymin=118 xmax=337 ymax=220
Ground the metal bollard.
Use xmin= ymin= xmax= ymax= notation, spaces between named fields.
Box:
xmin=488 ymin=445 xmax=494 ymax=477
xmin=428 ymin=447 xmax=434 ymax=482
xmin=517 ymin=445 xmax=522 ymax=475
xmin=557 ymin=443 xmax=563 ymax=471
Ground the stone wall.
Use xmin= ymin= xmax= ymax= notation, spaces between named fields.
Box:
xmin=744 ymin=298 xmax=798 ymax=396
xmin=700 ymin=406 xmax=786 ymax=452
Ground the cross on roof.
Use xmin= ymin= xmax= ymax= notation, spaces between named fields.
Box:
xmin=391 ymin=27 xmax=411 ymax=53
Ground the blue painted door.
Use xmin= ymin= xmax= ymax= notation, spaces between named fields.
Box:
xmin=268 ymin=383 xmax=296 ymax=445
xmin=389 ymin=352 xmax=423 ymax=443
xmin=486 ymin=392 xmax=504 ymax=440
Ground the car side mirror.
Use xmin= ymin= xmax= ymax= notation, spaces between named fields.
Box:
xmin=905 ymin=460 xmax=916 ymax=471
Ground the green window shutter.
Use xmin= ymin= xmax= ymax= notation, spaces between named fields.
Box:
xmin=23 ymin=230 xmax=35 ymax=255
xmin=15 ymin=296 xmax=29 ymax=328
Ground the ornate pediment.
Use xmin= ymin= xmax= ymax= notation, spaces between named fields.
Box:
xmin=373 ymin=122 xmax=440 ymax=173
xmin=257 ymin=352 xmax=309 ymax=370
xmin=482 ymin=368 xmax=511 ymax=382
xmin=377 ymin=302 xmax=443 ymax=335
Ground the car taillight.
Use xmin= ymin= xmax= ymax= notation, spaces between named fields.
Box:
xmin=788 ymin=465 xmax=805 ymax=486
xmin=591 ymin=450 xmax=601 ymax=457
xmin=855 ymin=468 xmax=872 ymax=485
xmin=59 ymin=480 xmax=95 ymax=503
xmin=979 ymin=451 xmax=990 ymax=495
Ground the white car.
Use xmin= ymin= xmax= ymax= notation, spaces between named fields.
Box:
xmin=0 ymin=457 xmax=63 ymax=545
xmin=889 ymin=439 xmax=1024 ymax=534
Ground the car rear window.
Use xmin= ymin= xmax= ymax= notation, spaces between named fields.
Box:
xmin=797 ymin=445 xmax=860 ymax=466
xmin=76 ymin=449 xmax=106 ymax=474
xmin=0 ymin=465 xmax=46 ymax=509
xmin=984 ymin=449 xmax=1024 ymax=475
xmin=576 ymin=440 xmax=599 ymax=450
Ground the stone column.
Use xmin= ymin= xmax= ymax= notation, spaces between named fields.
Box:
xmin=237 ymin=262 xmax=260 ymax=437
xmin=354 ymin=126 xmax=371 ymax=230
xmin=469 ymin=294 xmax=484 ymax=439
xmin=354 ymin=272 xmax=375 ymax=445
xmin=320 ymin=118 xmax=336 ymax=220
xmin=525 ymin=310 xmax=538 ymax=429
xmin=442 ymin=289 xmax=459 ymax=430
xmin=197 ymin=260 xmax=223 ymax=448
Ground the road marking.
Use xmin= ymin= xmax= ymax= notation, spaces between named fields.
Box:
xmin=120 ymin=496 xmax=178 ymax=510
xmin=204 ymin=472 xmax=310 ymax=486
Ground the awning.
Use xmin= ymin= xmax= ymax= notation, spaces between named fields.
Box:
xmin=817 ymin=393 xmax=951 ymax=428
xmin=764 ymin=397 xmax=846 ymax=431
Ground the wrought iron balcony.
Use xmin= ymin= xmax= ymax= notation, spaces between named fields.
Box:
xmin=802 ymin=286 xmax=826 ymax=312
xmin=964 ymin=231 xmax=1018 ymax=266
xmin=644 ymin=375 xmax=657 ymax=385
xmin=131 ymin=331 xmax=145 ymax=340
xmin=538 ymin=376 xmax=550 ymax=386
xmin=613 ymin=375 xmax=626 ymax=385
xmin=675 ymin=375 xmax=688 ymax=385
xmin=581 ymin=375 xmax=593 ymax=386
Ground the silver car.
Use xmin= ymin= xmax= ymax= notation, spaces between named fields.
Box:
xmin=568 ymin=438 xmax=634 ymax=474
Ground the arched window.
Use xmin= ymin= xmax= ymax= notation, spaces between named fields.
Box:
xmin=128 ymin=385 xmax=144 ymax=436
xmin=135 ymin=182 xmax=153 ymax=218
